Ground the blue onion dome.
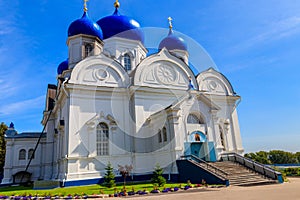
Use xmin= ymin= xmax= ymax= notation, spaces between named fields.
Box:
xmin=57 ymin=59 xmax=68 ymax=75
xmin=159 ymin=29 xmax=187 ymax=51
xmin=68 ymin=11 xmax=103 ymax=40
xmin=97 ymin=1 xmax=144 ymax=43
xmin=159 ymin=17 xmax=187 ymax=51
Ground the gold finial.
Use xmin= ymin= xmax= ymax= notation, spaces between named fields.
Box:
xmin=168 ymin=17 xmax=173 ymax=29
xmin=114 ymin=0 xmax=120 ymax=8
xmin=83 ymin=0 xmax=89 ymax=12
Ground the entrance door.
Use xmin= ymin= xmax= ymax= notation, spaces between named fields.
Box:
xmin=191 ymin=143 xmax=206 ymax=161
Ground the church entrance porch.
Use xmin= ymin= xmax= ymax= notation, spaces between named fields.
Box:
xmin=184 ymin=131 xmax=217 ymax=162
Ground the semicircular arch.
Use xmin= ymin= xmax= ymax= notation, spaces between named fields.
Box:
xmin=133 ymin=48 xmax=198 ymax=90
xmin=197 ymin=68 xmax=235 ymax=95
xmin=69 ymin=54 xmax=130 ymax=87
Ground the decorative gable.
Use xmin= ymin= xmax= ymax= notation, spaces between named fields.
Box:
xmin=69 ymin=54 xmax=130 ymax=88
xmin=134 ymin=49 xmax=197 ymax=90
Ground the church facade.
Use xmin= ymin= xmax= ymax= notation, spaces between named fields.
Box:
xmin=2 ymin=1 xmax=244 ymax=186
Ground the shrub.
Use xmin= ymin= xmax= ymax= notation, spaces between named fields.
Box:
xmin=151 ymin=164 xmax=166 ymax=187
xmin=103 ymin=162 xmax=115 ymax=188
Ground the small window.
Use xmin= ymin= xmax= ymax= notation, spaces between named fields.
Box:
xmin=163 ymin=127 xmax=167 ymax=142
xmin=85 ymin=44 xmax=93 ymax=57
xmin=19 ymin=149 xmax=26 ymax=160
xmin=124 ymin=54 xmax=131 ymax=71
xmin=158 ymin=130 xmax=162 ymax=143
xmin=28 ymin=149 xmax=34 ymax=159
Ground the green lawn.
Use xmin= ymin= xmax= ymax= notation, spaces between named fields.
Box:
xmin=0 ymin=182 xmax=183 ymax=197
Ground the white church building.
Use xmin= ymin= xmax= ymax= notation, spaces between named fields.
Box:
xmin=2 ymin=1 xmax=244 ymax=186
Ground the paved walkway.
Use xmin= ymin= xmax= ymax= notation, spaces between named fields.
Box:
xmin=122 ymin=178 xmax=300 ymax=200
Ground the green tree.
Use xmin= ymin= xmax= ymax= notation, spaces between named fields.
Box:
xmin=151 ymin=164 xmax=166 ymax=187
xmin=269 ymin=150 xmax=297 ymax=164
xmin=295 ymin=152 xmax=300 ymax=163
xmin=0 ymin=123 xmax=7 ymax=175
xmin=103 ymin=162 xmax=115 ymax=188
xmin=244 ymin=151 xmax=271 ymax=164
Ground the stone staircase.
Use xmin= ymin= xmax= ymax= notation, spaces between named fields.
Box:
xmin=210 ymin=161 xmax=278 ymax=186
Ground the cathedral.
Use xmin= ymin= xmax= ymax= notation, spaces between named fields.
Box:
xmin=2 ymin=1 xmax=244 ymax=187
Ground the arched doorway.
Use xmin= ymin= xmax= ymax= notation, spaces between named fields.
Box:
xmin=189 ymin=131 xmax=208 ymax=160
xmin=13 ymin=171 xmax=32 ymax=184
xmin=184 ymin=113 xmax=217 ymax=162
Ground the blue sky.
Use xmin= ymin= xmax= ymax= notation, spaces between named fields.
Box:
xmin=0 ymin=0 xmax=299 ymax=153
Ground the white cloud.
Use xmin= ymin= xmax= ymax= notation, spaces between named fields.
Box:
xmin=230 ymin=16 xmax=300 ymax=53
xmin=0 ymin=19 xmax=15 ymax=35
xmin=254 ymin=16 xmax=300 ymax=40
xmin=0 ymin=95 xmax=45 ymax=117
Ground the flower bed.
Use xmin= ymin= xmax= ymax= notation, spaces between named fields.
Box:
xmin=0 ymin=182 xmax=225 ymax=199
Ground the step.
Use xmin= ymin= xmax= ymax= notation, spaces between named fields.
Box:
xmin=208 ymin=161 xmax=278 ymax=187
xmin=232 ymin=180 xmax=277 ymax=186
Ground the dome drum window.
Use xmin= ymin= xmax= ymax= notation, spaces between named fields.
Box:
xmin=84 ymin=43 xmax=94 ymax=57
xmin=124 ymin=54 xmax=132 ymax=71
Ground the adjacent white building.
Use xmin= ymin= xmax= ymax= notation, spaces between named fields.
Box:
xmin=2 ymin=1 xmax=244 ymax=186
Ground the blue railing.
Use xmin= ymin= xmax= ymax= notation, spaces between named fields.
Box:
xmin=221 ymin=153 xmax=283 ymax=183
xmin=180 ymin=155 xmax=228 ymax=180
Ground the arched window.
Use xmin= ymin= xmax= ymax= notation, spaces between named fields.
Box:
xmin=158 ymin=130 xmax=162 ymax=143
xmin=19 ymin=149 xmax=26 ymax=160
xmin=187 ymin=114 xmax=204 ymax=124
xmin=28 ymin=149 xmax=34 ymax=159
xmin=85 ymin=44 xmax=93 ymax=57
xmin=163 ymin=127 xmax=167 ymax=142
xmin=124 ymin=54 xmax=131 ymax=71
xmin=97 ymin=123 xmax=109 ymax=156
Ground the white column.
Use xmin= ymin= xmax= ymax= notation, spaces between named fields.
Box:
xmin=1 ymin=141 xmax=13 ymax=184
xmin=231 ymin=109 xmax=244 ymax=154
xmin=211 ymin=111 xmax=223 ymax=160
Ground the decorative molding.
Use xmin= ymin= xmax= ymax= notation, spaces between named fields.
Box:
xmin=197 ymin=68 xmax=235 ymax=96
xmin=86 ymin=111 xmax=117 ymax=131
xmin=155 ymin=64 xmax=177 ymax=84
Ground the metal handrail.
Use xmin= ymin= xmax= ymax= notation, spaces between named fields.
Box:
xmin=221 ymin=152 xmax=282 ymax=180
xmin=180 ymin=155 xmax=228 ymax=180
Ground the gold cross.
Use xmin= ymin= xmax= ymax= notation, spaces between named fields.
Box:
xmin=84 ymin=0 xmax=89 ymax=12
xmin=114 ymin=0 xmax=120 ymax=8
xmin=168 ymin=17 xmax=173 ymax=29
